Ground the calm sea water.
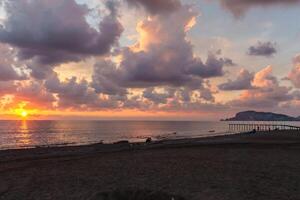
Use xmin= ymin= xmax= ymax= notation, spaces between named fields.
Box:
xmin=0 ymin=120 xmax=231 ymax=150
xmin=1 ymin=120 xmax=300 ymax=150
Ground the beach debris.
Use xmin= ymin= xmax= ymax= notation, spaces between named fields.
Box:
xmin=113 ymin=140 xmax=129 ymax=145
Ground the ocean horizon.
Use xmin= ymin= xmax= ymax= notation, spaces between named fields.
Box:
xmin=1 ymin=120 xmax=300 ymax=150
xmin=0 ymin=120 xmax=231 ymax=150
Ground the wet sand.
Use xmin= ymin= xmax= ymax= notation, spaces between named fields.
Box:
xmin=1 ymin=130 xmax=300 ymax=200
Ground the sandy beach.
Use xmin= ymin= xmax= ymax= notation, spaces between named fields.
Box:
xmin=1 ymin=130 xmax=300 ymax=200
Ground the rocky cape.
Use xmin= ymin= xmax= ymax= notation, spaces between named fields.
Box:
xmin=223 ymin=111 xmax=300 ymax=121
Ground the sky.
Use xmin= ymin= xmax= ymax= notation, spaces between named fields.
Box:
xmin=0 ymin=0 xmax=300 ymax=120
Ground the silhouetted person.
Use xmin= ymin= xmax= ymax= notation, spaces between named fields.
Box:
xmin=146 ymin=137 xmax=152 ymax=143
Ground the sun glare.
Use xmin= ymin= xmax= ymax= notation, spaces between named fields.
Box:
xmin=12 ymin=102 xmax=32 ymax=119
xmin=20 ymin=110 xmax=28 ymax=118
xmin=14 ymin=107 xmax=30 ymax=119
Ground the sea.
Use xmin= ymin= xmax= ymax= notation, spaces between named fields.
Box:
xmin=0 ymin=120 xmax=300 ymax=150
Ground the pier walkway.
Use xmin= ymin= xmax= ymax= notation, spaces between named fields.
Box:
xmin=229 ymin=123 xmax=300 ymax=133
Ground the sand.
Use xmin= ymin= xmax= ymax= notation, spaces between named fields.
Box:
xmin=1 ymin=130 xmax=300 ymax=200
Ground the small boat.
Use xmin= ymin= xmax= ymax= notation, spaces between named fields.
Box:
xmin=209 ymin=130 xmax=215 ymax=133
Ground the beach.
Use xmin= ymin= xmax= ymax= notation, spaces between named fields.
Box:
xmin=1 ymin=130 xmax=300 ymax=200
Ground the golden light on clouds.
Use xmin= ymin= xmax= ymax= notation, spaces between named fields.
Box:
xmin=54 ymin=58 xmax=96 ymax=82
xmin=131 ymin=18 xmax=161 ymax=52
xmin=252 ymin=65 xmax=273 ymax=88
xmin=185 ymin=16 xmax=197 ymax=32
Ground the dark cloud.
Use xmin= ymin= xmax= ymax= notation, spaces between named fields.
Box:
xmin=200 ymin=87 xmax=215 ymax=102
xmin=28 ymin=64 xmax=56 ymax=80
xmin=91 ymin=51 xmax=226 ymax=97
xmin=219 ymin=69 xmax=254 ymax=91
xmin=45 ymin=73 xmax=130 ymax=110
xmin=0 ymin=64 xmax=25 ymax=81
xmin=92 ymin=4 xmax=231 ymax=100
xmin=219 ymin=0 xmax=300 ymax=17
xmin=125 ymin=0 xmax=181 ymax=15
xmin=0 ymin=44 xmax=28 ymax=81
xmin=0 ymin=0 xmax=123 ymax=79
xmin=45 ymin=74 xmax=100 ymax=109
xmin=186 ymin=53 xmax=232 ymax=78
xmin=143 ymin=87 xmax=174 ymax=104
xmin=247 ymin=41 xmax=277 ymax=57
xmin=91 ymin=60 xmax=128 ymax=95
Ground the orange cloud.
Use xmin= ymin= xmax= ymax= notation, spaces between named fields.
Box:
xmin=287 ymin=54 xmax=300 ymax=88
xmin=252 ymin=65 xmax=275 ymax=88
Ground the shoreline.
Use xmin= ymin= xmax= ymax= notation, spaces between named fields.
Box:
xmin=0 ymin=131 xmax=231 ymax=152
xmin=1 ymin=130 xmax=300 ymax=162
xmin=1 ymin=130 xmax=300 ymax=200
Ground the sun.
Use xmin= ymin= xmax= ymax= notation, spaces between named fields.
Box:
xmin=20 ymin=110 xmax=28 ymax=118
xmin=14 ymin=108 xmax=30 ymax=119
xmin=12 ymin=102 xmax=33 ymax=119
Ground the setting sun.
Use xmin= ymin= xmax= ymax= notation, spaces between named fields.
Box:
xmin=20 ymin=110 xmax=28 ymax=118
xmin=13 ymin=103 xmax=31 ymax=119
xmin=15 ymin=108 xmax=29 ymax=119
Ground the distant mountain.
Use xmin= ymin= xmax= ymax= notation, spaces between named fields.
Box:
xmin=223 ymin=111 xmax=300 ymax=121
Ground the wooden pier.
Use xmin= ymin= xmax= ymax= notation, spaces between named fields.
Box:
xmin=229 ymin=123 xmax=300 ymax=133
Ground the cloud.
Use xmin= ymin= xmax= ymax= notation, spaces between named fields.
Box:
xmin=125 ymin=0 xmax=181 ymax=15
xmin=0 ymin=81 xmax=17 ymax=96
xmin=0 ymin=64 xmax=24 ymax=81
xmin=45 ymin=74 xmax=100 ymax=109
xmin=161 ymin=99 xmax=228 ymax=113
xmin=1 ymin=1 xmax=226 ymax=111
xmin=92 ymin=3 xmax=232 ymax=100
xmin=219 ymin=0 xmax=300 ymax=17
xmin=15 ymin=81 xmax=56 ymax=108
xmin=292 ymin=90 xmax=300 ymax=100
xmin=142 ymin=87 xmax=174 ymax=104
xmin=247 ymin=41 xmax=277 ymax=57
xmin=199 ymin=87 xmax=216 ymax=102
xmin=219 ymin=69 xmax=254 ymax=91
xmin=228 ymin=66 xmax=293 ymax=108
xmin=5 ymin=0 xmax=293 ymax=115
xmin=287 ymin=54 xmax=300 ymax=88
xmin=45 ymin=73 xmax=129 ymax=110
xmin=0 ymin=44 xmax=27 ymax=81
xmin=0 ymin=0 xmax=123 ymax=79
xmin=91 ymin=59 xmax=127 ymax=96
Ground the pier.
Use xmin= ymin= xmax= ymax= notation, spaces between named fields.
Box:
xmin=229 ymin=123 xmax=300 ymax=133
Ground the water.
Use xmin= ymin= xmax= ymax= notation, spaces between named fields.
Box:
xmin=1 ymin=120 xmax=299 ymax=150
xmin=0 ymin=120 xmax=230 ymax=150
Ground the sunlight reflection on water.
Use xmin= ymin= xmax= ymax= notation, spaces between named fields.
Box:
xmin=0 ymin=120 xmax=299 ymax=150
